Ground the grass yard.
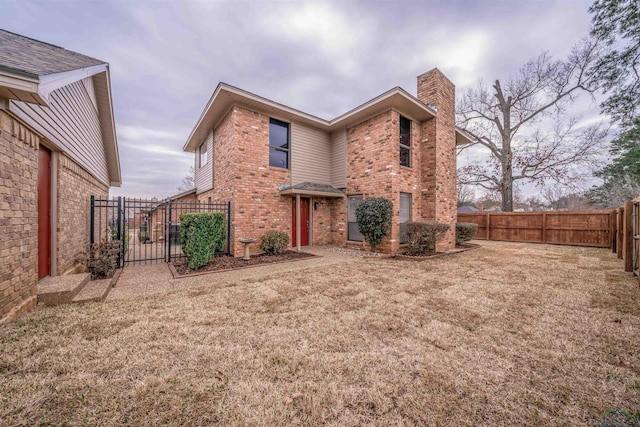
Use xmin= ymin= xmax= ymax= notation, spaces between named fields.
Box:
xmin=1 ymin=241 xmax=639 ymax=426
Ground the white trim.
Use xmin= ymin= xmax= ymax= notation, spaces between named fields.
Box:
xmin=38 ymin=64 xmax=107 ymax=105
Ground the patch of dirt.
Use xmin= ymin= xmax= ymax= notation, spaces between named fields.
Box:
xmin=172 ymin=250 xmax=316 ymax=275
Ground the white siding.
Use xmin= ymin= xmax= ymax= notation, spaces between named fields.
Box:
xmin=330 ymin=129 xmax=347 ymax=188
xmin=10 ymin=78 xmax=109 ymax=184
xmin=291 ymin=122 xmax=331 ymax=185
xmin=194 ymin=129 xmax=213 ymax=193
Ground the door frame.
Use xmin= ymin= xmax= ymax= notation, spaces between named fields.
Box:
xmin=37 ymin=143 xmax=58 ymax=280
xmin=292 ymin=195 xmax=311 ymax=250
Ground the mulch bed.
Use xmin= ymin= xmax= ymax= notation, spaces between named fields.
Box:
xmin=171 ymin=251 xmax=317 ymax=277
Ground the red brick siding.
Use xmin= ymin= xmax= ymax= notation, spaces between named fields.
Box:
xmin=417 ymin=69 xmax=457 ymax=250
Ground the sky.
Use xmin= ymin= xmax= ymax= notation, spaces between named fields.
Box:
xmin=0 ymin=0 xmax=600 ymax=199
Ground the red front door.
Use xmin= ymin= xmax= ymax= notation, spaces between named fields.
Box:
xmin=38 ymin=145 xmax=51 ymax=279
xmin=292 ymin=198 xmax=310 ymax=247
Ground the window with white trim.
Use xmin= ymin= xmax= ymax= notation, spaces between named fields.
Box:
xmin=199 ymin=142 xmax=208 ymax=168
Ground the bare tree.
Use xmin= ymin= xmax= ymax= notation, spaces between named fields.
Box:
xmin=457 ymin=184 xmax=476 ymax=207
xmin=177 ymin=165 xmax=195 ymax=192
xmin=541 ymin=185 xmax=593 ymax=211
xmin=457 ymin=39 xmax=609 ymax=211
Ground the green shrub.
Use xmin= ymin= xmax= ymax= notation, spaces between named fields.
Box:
xmin=406 ymin=221 xmax=450 ymax=255
xmin=260 ymin=230 xmax=290 ymax=255
xmin=84 ymin=239 xmax=121 ymax=279
xmin=180 ymin=212 xmax=226 ymax=269
xmin=456 ymin=222 xmax=478 ymax=246
xmin=138 ymin=225 xmax=149 ymax=243
xmin=355 ymin=197 xmax=393 ymax=251
xmin=108 ymin=225 xmax=130 ymax=253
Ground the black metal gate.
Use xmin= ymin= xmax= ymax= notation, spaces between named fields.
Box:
xmin=90 ymin=196 xmax=231 ymax=266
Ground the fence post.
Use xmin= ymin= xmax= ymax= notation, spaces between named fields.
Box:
xmin=618 ymin=207 xmax=624 ymax=259
xmin=486 ymin=213 xmax=490 ymax=240
xmin=90 ymin=195 xmax=95 ymax=246
xmin=227 ymin=201 xmax=232 ymax=255
xmin=610 ymin=210 xmax=616 ymax=252
xmin=167 ymin=199 xmax=172 ymax=263
xmin=116 ymin=196 xmax=122 ymax=269
xmin=542 ymin=212 xmax=547 ymax=244
xmin=624 ymin=201 xmax=633 ymax=272
xmin=121 ymin=197 xmax=126 ymax=267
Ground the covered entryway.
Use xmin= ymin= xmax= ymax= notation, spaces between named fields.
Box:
xmin=37 ymin=145 xmax=51 ymax=279
xmin=280 ymin=181 xmax=345 ymax=251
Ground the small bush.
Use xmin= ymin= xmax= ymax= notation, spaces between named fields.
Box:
xmin=180 ymin=212 xmax=226 ymax=269
xmin=138 ymin=225 xmax=149 ymax=243
xmin=406 ymin=221 xmax=450 ymax=255
xmin=260 ymin=230 xmax=290 ymax=255
xmin=84 ymin=239 xmax=121 ymax=279
xmin=355 ymin=197 xmax=393 ymax=251
xmin=456 ymin=222 xmax=478 ymax=246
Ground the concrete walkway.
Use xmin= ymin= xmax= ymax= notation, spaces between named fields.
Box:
xmin=107 ymin=246 xmax=369 ymax=301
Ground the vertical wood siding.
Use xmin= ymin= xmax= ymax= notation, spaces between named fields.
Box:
xmin=9 ymin=78 xmax=109 ymax=185
xmin=194 ymin=129 xmax=214 ymax=193
xmin=291 ymin=122 xmax=331 ymax=185
xmin=330 ymin=129 xmax=347 ymax=188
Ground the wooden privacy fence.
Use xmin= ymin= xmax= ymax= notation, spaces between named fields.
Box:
xmin=458 ymin=210 xmax=615 ymax=248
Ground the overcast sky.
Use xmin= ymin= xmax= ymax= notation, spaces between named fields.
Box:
xmin=0 ymin=0 xmax=598 ymax=198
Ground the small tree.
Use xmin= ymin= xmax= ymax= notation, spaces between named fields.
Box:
xmin=355 ymin=197 xmax=393 ymax=251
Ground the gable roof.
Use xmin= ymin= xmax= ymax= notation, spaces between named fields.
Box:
xmin=0 ymin=29 xmax=105 ymax=77
xmin=184 ymin=83 xmax=474 ymax=152
xmin=0 ymin=30 xmax=121 ymax=186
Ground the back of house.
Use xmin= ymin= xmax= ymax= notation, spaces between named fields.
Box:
xmin=0 ymin=29 xmax=121 ymax=322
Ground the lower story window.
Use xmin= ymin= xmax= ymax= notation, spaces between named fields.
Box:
xmin=347 ymin=195 xmax=363 ymax=242
xmin=399 ymin=192 xmax=411 ymax=244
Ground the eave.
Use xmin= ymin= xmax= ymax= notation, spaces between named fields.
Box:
xmin=183 ymin=84 xmax=438 ymax=152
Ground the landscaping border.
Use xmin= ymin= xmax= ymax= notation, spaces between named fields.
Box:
xmin=167 ymin=252 xmax=320 ymax=279
xmin=387 ymin=243 xmax=481 ymax=261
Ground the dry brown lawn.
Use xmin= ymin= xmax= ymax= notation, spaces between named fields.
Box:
xmin=1 ymin=241 xmax=639 ymax=426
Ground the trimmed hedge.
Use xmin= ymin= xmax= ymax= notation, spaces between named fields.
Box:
xmin=456 ymin=222 xmax=478 ymax=246
xmin=355 ymin=197 xmax=393 ymax=251
xmin=260 ymin=230 xmax=290 ymax=255
xmin=179 ymin=212 xmax=226 ymax=269
xmin=406 ymin=221 xmax=450 ymax=255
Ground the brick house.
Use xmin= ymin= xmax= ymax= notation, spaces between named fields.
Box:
xmin=0 ymin=30 xmax=120 ymax=321
xmin=183 ymin=69 xmax=471 ymax=257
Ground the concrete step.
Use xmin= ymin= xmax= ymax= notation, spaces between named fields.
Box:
xmin=37 ymin=273 xmax=91 ymax=306
xmin=72 ymin=278 xmax=112 ymax=304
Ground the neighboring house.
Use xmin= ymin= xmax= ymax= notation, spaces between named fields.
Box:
xmin=146 ymin=188 xmax=197 ymax=242
xmin=458 ymin=205 xmax=479 ymax=213
xmin=0 ymin=30 xmax=120 ymax=321
xmin=183 ymin=68 xmax=472 ymax=257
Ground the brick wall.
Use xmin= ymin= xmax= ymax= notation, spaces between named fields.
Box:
xmin=57 ymin=154 xmax=109 ymax=274
xmin=344 ymin=110 xmax=423 ymax=254
xmin=0 ymin=110 xmax=39 ymax=321
xmin=1 ymin=109 xmax=110 ymax=322
xmin=417 ymin=69 xmax=457 ymax=250
xmin=198 ymin=106 xmax=292 ymax=257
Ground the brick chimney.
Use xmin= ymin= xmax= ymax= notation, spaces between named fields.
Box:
xmin=417 ymin=69 xmax=457 ymax=250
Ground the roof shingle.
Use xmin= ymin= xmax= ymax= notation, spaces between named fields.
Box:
xmin=0 ymin=29 xmax=105 ymax=78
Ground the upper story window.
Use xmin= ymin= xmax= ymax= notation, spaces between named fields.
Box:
xmin=199 ymin=142 xmax=208 ymax=168
xmin=269 ymin=118 xmax=289 ymax=169
xmin=400 ymin=116 xmax=411 ymax=167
